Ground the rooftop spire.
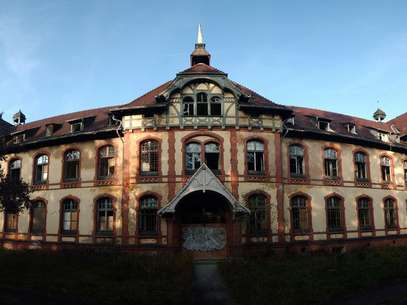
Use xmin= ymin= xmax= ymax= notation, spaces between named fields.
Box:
xmin=190 ymin=25 xmax=211 ymax=66
xmin=197 ymin=24 xmax=203 ymax=44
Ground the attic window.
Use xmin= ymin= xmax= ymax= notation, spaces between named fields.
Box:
xmin=347 ymin=123 xmax=357 ymax=135
xmin=317 ymin=119 xmax=333 ymax=132
xmin=70 ymin=121 xmax=83 ymax=133
xmin=14 ymin=133 xmax=25 ymax=144
xmin=45 ymin=125 xmax=54 ymax=136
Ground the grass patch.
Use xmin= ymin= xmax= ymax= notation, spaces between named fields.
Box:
xmin=220 ymin=246 xmax=407 ymax=305
xmin=0 ymin=249 xmax=193 ymax=305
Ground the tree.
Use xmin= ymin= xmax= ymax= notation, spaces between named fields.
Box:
xmin=0 ymin=144 xmax=32 ymax=213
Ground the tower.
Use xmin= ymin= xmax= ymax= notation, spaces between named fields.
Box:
xmin=190 ymin=24 xmax=211 ymax=66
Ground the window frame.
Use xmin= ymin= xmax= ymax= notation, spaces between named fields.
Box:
xmin=97 ymin=145 xmax=116 ymax=180
xmin=246 ymin=139 xmax=266 ymax=176
xmin=380 ymin=155 xmax=393 ymax=184
xmin=60 ymin=197 xmax=79 ymax=236
xmin=95 ymin=196 xmax=115 ymax=236
xmin=354 ymin=150 xmax=370 ymax=182
xmin=8 ymin=158 xmax=22 ymax=182
xmin=246 ymin=193 xmax=268 ymax=237
xmin=33 ymin=153 xmax=49 ymax=185
xmin=3 ymin=210 xmax=18 ymax=233
xmin=383 ymin=196 xmax=399 ymax=231
xmin=323 ymin=148 xmax=339 ymax=179
xmin=356 ymin=196 xmax=374 ymax=232
xmin=63 ymin=149 xmax=81 ymax=182
xmin=289 ymin=144 xmax=305 ymax=177
xmin=289 ymin=194 xmax=312 ymax=234
xmin=30 ymin=199 xmax=47 ymax=235
xmin=138 ymin=195 xmax=159 ymax=236
xmin=325 ymin=195 xmax=345 ymax=233
xmin=139 ymin=140 xmax=160 ymax=176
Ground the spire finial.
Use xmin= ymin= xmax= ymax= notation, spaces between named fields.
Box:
xmin=197 ymin=24 xmax=203 ymax=44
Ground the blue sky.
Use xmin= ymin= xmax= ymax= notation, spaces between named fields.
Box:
xmin=0 ymin=0 xmax=406 ymax=123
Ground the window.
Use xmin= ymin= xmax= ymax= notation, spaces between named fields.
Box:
xmin=247 ymin=194 xmax=267 ymax=236
xmin=291 ymin=196 xmax=310 ymax=232
xmin=318 ymin=119 xmax=332 ymax=131
xmin=357 ymin=198 xmax=373 ymax=231
xmin=4 ymin=211 xmax=18 ymax=232
xmin=96 ymin=197 xmax=114 ymax=234
xmin=182 ymin=96 xmax=194 ymax=116
xmin=31 ymin=201 xmax=46 ymax=234
xmin=98 ymin=145 xmax=115 ymax=179
xmin=14 ymin=133 xmax=25 ymax=144
xmin=64 ymin=150 xmax=80 ymax=181
xmin=380 ymin=156 xmax=391 ymax=182
xmin=210 ymin=96 xmax=222 ymax=116
xmin=384 ymin=198 xmax=397 ymax=229
xmin=9 ymin=159 xmax=21 ymax=182
xmin=196 ymin=92 xmax=208 ymax=116
xmin=354 ymin=152 xmax=368 ymax=180
xmin=247 ymin=140 xmax=264 ymax=174
xmin=347 ymin=123 xmax=357 ymax=134
xmin=34 ymin=155 xmax=49 ymax=184
xmin=326 ymin=196 xmax=343 ymax=232
xmin=205 ymin=142 xmax=220 ymax=171
xmin=140 ymin=140 xmax=159 ymax=175
xmin=70 ymin=121 xmax=83 ymax=133
xmin=404 ymin=161 xmax=407 ymax=185
xmin=289 ymin=145 xmax=304 ymax=176
xmin=324 ymin=148 xmax=338 ymax=178
xmin=185 ymin=142 xmax=201 ymax=172
xmin=61 ymin=199 xmax=78 ymax=234
xmin=139 ymin=196 xmax=158 ymax=235
xmin=45 ymin=125 xmax=54 ymax=136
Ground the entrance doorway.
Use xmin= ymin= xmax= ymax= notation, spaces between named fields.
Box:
xmin=176 ymin=191 xmax=231 ymax=259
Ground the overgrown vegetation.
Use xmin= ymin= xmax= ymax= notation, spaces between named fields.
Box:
xmin=220 ymin=246 xmax=407 ymax=305
xmin=0 ymin=249 xmax=193 ymax=305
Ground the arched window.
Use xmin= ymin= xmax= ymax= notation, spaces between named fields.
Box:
xmin=384 ymin=198 xmax=397 ymax=229
xmin=403 ymin=161 xmax=407 ymax=185
xmin=205 ymin=142 xmax=220 ymax=171
xmin=210 ymin=96 xmax=222 ymax=116
xmin=196 ymin=92 xmax=208 ymax=116
xmin=380 ymin=156 xmax=391 ymax=182
xmin=96 ymin=197 xmax=114 ymax=234
xmin=290 ymin=196 xmax=311 ymax=232
xmin=34 ymin=155 xmax=49 ymax=184
xmin=185 ymin=142 xmax=201 ymax=172
xmin=324 ymin=148 xmax=338 ymax=178
xmin=289 ymin=145 xmax=304 ymax=176
xmin=98 ymin=145 xmax=115 ymax=179
xmin=61 ymin=198 xmax=79 ymax=235
xmin=354 ymin=152 xmax=368 ymax=181
xmin=9 ymin=159 xmax=21 ymax=182
xmin=64 ymin=150 xmax=80 ymax=181
xmin=30 ymin=200 xmax=46 ymax=234
xmin=4 ymin=211 xmax=18 ymax=233
xmin=326 ymin=196 xmax=344 ymax=232
xmin=140 ymin=140 xmax=159 ymax=175
xmin=247 ymin=194 xmax=267 ymax=236
xmin=139 ymin=196 xmax=158 ymax=235
xmin=357 ymin=197 xmax=373 ymax=231
xmin=182 ymin=96 xmax=194 ymax=116
xmin=247 ymin=140 xmax=264 ymax=174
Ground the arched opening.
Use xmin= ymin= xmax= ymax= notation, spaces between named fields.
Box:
xmin=174 ymin=190 xmax=232 ymax=259
xmin=176 ymin=190 xmax=230 ymax=224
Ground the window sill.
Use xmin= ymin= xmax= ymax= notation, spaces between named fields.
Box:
xmin=61 ymin=231 xmax=77 ymax=236
xmin=140 ymin=172 xmax=159 ymax=177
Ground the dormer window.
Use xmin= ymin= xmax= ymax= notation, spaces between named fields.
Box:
xmin=181 ymin=90 xmax=223 ymax=117
xmin=317 ymin=119 xmax=333 ymax=131
xmin=45 ymin=125 xmax=54 ymax=136
xmin=346 ymin=123 xmax=357 ymax=134
xmin=14 ymin=133 xmax=25 ymax=144
xmin=70 ymin=121 xmax=83 ymax=133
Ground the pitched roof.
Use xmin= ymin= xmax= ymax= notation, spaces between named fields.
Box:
xmin=178 ymin=63 xmax=226 ymax=75
xmin=119 ymin=81 xmax=173 ymax=108
xmin=388 ymin=112 xmax=407 ymax=134
xmin=0 ymin=118 xmax=13 ymax=136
